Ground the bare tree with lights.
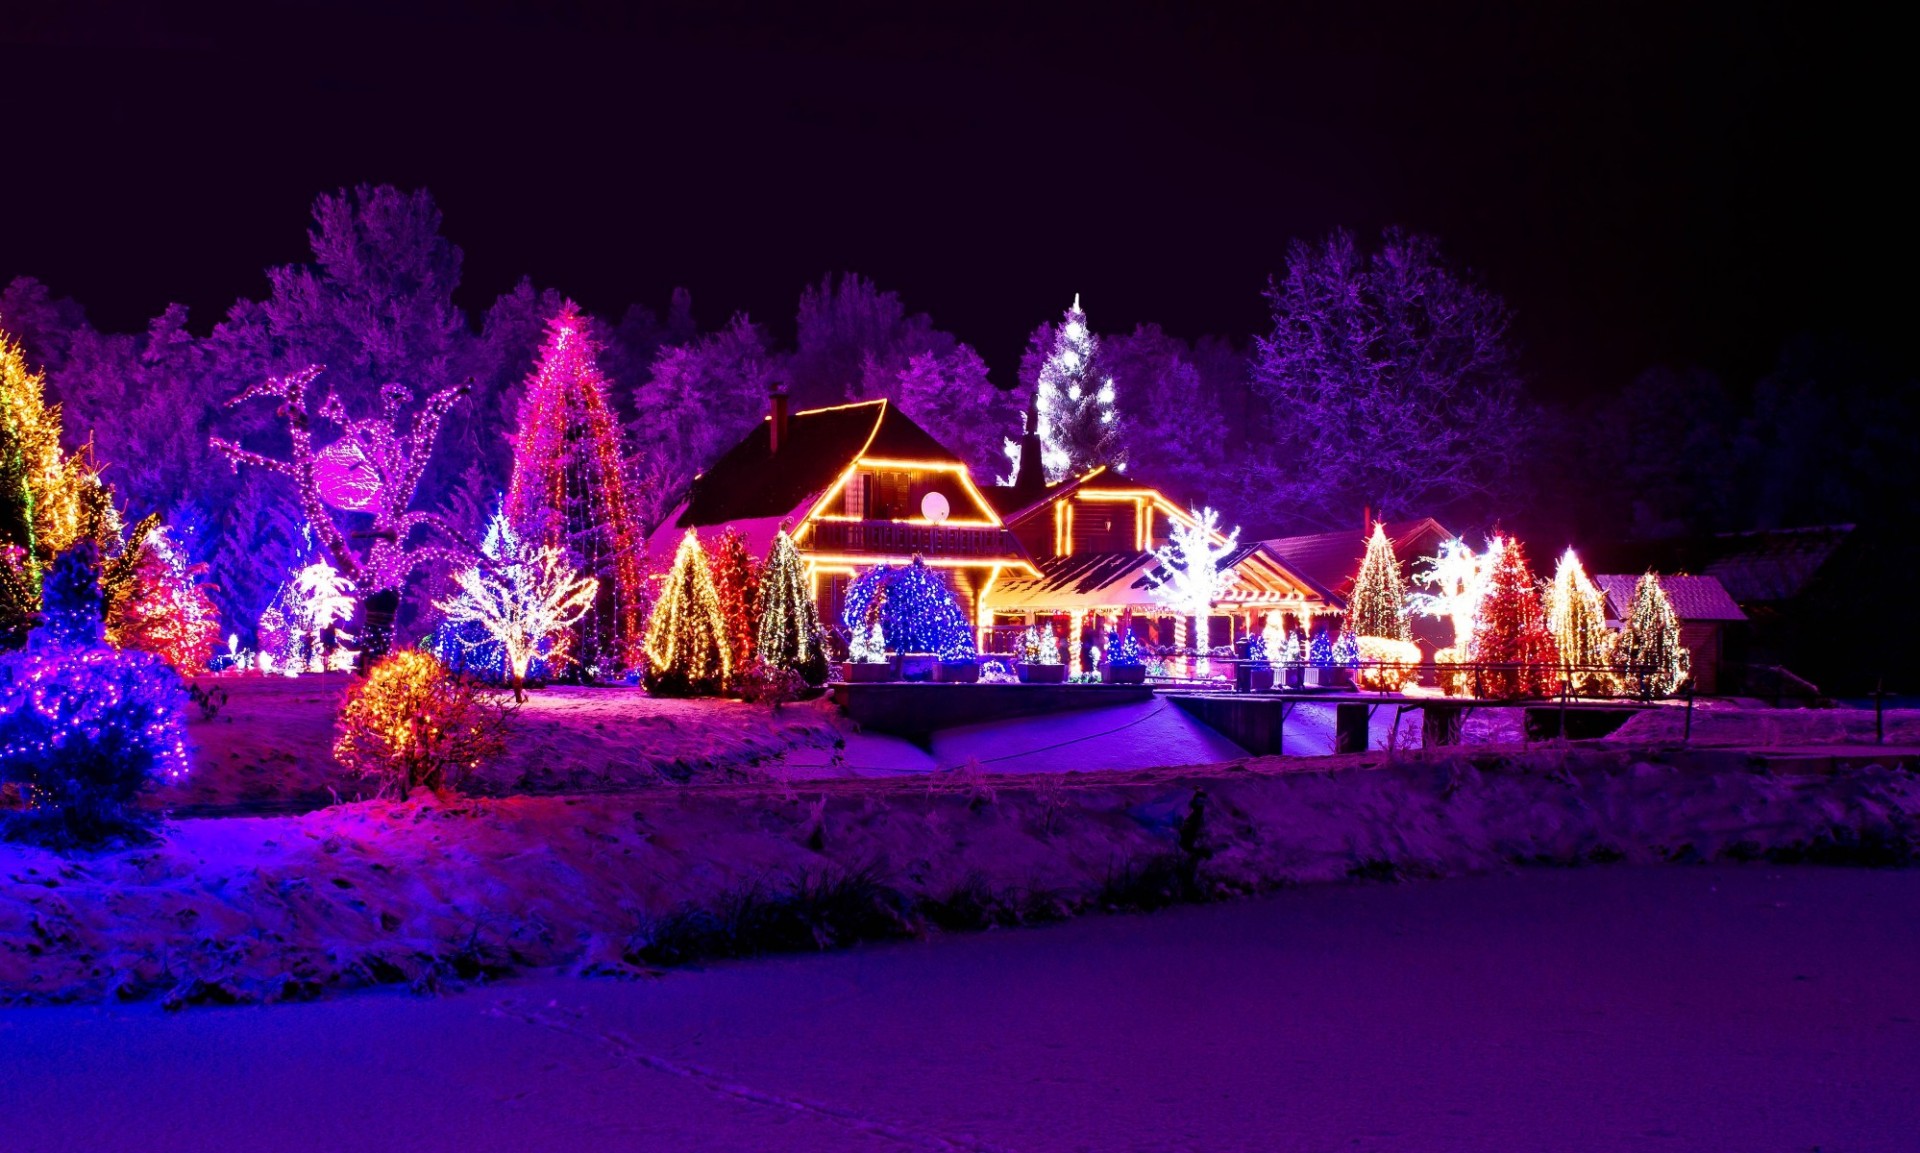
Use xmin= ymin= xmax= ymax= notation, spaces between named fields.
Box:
xmin=435 ymin=509 xmax=598 ymax=701
xmin=1150 ymin=507 xmax=1241 ymax=675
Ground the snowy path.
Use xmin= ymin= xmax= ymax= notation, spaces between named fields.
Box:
xmin=5 ymin=866 xmax=1918 ymax=1151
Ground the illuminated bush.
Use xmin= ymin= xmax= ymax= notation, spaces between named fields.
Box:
xmin=0 ymin=550 xmax=189 ymax=846
xmin=1353 ymin=635 xmax=1421 ymax=692
xmin=333 ymin=649 xmax=512 ymax=796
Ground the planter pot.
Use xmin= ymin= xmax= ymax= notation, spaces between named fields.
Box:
xmin=1306 ymin=666 xmax=1336 ymax=688
xmin=1019 ymin=663 xmax=1068 ymax=684
xmin=898 ymin=653 xmax=937 ymax=682
xmin=1283 ymin=665 xmax=1305 ymax=689
xmin=1247 ymin=667 xmax=1276 ymax=692
xmin=840 ymin=661 xmax=894 ymax=683
xmin=935 ymin=660 xmax=980 ymax=683
xmin=1101 ymin=664 xmax=1146 ymax=685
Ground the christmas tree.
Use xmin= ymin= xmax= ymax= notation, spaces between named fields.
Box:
xmin=1347 ymin=523 xmax=1410 ymax=642
xmin=708 ymin=527 xmax=760 ymax=679
xmin=506 ymin=302 xmax=648 ymax=675
xmin=754 ymin=528 xmax=828 ymax=685
xmin=1545 ymin=547 xmax=1616 ymax=696
xmin=434 ymin=508 xmax=599 ymax=700
xmin=106 ymin=526 xmax=221 ymax=676
xmin=1616 ymin=572 xmax=1689 ymax=699
xmin=1468 ymin=535 xmax=1558 ymax=698
xmin=642 ymin=529 xmax=731 ymax=695
xmin=1023 ymin=295 xmax=1124 ymax=482
xmin=1260 ymin=612 xmax=1287 ymax=666
xmin=1107 ymin=608 xmax=1144 ymax=668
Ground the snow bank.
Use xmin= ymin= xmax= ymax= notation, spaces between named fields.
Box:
xmin=6 ymin=747 xmax=1916 ymax=1006
xmin=173 ymin=676 xmax=843 ymax=812
xmin=1608 ymin=705 xmax=1920 ymax=748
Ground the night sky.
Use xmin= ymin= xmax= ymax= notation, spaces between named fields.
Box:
xmin=2 ymin=1 xmax=1904 ymax=400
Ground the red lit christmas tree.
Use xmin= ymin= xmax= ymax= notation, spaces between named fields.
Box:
xmin=708 ymin=527 xmax=760 ymax=680
xmin=1468 ymin=534 xmax=1558 ymax=698
xmin=505 ymin=302 xmax=648 ymax=674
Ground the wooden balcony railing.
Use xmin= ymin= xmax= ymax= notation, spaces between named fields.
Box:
xmin=809 ymin=520 xmax=1012 ymax=557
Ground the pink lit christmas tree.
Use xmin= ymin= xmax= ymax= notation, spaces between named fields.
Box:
xmin=505 ymin=302 xmax=648 ymax=674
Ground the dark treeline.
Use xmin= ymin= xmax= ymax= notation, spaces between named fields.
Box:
xmin=2 ymin=185 xmax=1912 ymax=648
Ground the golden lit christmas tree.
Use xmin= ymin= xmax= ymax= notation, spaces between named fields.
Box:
xmin=1545 ymin=547 xmax=1616 ymax=696
xmin=642 ymin=530 xmax=731 ymax=695
xmin=1616 ymin=571 xmax=1689 ymax=699
xmin=753 ymin=528 xmax=828 ymax=685
xmin=1346 ymin=523 xmax=1410 ymax=642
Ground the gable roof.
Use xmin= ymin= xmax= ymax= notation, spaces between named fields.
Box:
xmin=674 ymin=399 xmax=957 ymax=529
xmin=1260 ymin=518 xmax=1452 ymax=605
xmin=1703 ymin=524 xmax=1854 ymax=603
xmin=1594 ymin=573 xmax=1747 ymax=623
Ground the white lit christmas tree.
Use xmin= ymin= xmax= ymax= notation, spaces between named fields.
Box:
xmin=1150 ymin=507 xmax=1240 ymax=675
xmin=1545 ymin=547 xmax=1616 ymax=696
xmin=1008 ymin=294 xmax=1124 ymax=483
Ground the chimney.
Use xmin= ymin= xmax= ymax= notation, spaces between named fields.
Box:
xmin=1012 ymin=390 xmax=1045 ymax=495
xmin=769 ymin=387 xmax=790 ymax=455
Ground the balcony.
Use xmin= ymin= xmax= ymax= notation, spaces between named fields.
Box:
xmin=808 ymin=520 xmax=1014 ymax=558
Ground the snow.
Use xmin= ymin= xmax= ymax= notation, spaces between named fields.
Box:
xmin=174 ymin=675 xmax=843 ymax=811
xmin=7 ymin=741 xmax=1918 ymax=1006
xmin=5 ymin=867 xmax=1918 ymax=1152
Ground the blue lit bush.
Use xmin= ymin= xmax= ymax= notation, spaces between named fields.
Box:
xmin=0 ymin=548 xmax=189 ymax=847
xmin=840 ymin=556 xmax=977 ymax=661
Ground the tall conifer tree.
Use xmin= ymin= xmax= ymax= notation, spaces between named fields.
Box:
xmin=1468 ymin=535 xmax=1558 ymax=698
xmin=1617 ymin=572 xmax=1689 ymax=699
xmin=1346 ymin=523 xmax=1410 ymax=641
xmin=506 ymin=302 xmax=648 ymax=673
xmin=642 ymin=530 xmax=730 ymax=695
xmin=754 ymin=528 xmax=828 ymax=685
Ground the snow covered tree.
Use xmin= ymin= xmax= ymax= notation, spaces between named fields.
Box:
xmin=1012 ymin=295 xmax=1124 ymax=483
xmin=506 ymin=302 xmax=648 ymax=676
xmin=642 ymin=530 xmax=731 ymax=695
xmin=1149 ymin=507 xmax=1241 ymax=674
xmin=884 ymin=345 xmax=1018 ymax=479
xmin=627 ymin=313 xmax=780 ymax=533
xmin=1101 ymin=324 xmax=1230 ymax=507
xmin=754 ymin=528 xmax=828 ymax=685
xmin=1545 ymin=548 xmax=1616 ymax=696
xmin=1468 ymin=536 xmax=1557 ymax=698
xmin=1615 ymin=572 xmax=1689 ymax=699
xmin=1346 ymin=523 xmax=1410 ymax=642
xmin=1249 ymin=228 xmax=1532 ymax=531
xmin=434 ymin=508 xmax=599 ymax=701
xmin=708 ymin=527 xmax=760 ymax=681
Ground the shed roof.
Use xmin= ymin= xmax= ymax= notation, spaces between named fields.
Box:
xmin=1595 ymin=573 xmax=1747 ymax=623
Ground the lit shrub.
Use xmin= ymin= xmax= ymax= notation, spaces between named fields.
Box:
xmin=333 ymin=649 xmax=513 ymax=797
xmin=1353 ymin=636 xmax=1421 ymax=692
xmin=0 ymin=645 xmax=189 ymax=846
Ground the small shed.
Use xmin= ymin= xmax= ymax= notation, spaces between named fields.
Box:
xmin=1595 ymin=574 xmax=1747 ymax=694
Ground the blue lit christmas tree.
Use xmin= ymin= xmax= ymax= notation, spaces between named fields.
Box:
xmin=841 ymin=556 xmax=977 ymax=660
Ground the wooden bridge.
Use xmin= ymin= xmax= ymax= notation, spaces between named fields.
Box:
xmin=1164 ymin=692 xmax=1658 ymax=756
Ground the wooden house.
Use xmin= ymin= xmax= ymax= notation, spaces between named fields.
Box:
xmin=1594 ymin=573 xmax=1746 ymax=694
xmin=647 ymin=395 xmax=1034 ymax=637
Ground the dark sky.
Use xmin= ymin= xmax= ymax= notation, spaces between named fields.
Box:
xmin=1 ymin=1 xmax=1904 ymax=399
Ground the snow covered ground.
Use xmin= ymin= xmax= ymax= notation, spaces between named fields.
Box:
xmin=6 ymin=865 xmax=1917 ymax=1152
xmin=7 ymin=744 xmax=1916 ymax=1006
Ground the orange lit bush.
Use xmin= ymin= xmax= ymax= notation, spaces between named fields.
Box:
xmin=1353 ymin=635 xmax=1421 ymax=692
xmin=333 ymin=649 xmax=512 ymax=796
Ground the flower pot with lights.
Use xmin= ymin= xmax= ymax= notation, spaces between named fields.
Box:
xmin=898 ymin=652 xmax=937 ymax=682
xmin=1019 ymin=663 xmax=1067 ymax=684
xmin=935 ymin=659 xmax=979 ymax=683
xmin=840 ymin=661 xmax=894 ymax=684
xmin=1100 ymin=663 xmax=1146 ymax=685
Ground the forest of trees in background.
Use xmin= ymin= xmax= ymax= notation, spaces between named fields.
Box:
xmin=1 ymin=184 xmax=1913 ymax=646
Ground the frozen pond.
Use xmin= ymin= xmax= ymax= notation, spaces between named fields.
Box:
xmin=5 ymin=865 xmax=1917 ymax=1151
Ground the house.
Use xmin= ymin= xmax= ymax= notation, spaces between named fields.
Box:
xmin=648 ymin=394 xmax=1034 ymax=638
xmin=981 ymin=466 xmax=1333 ymax=670
xmin=1593 ymin=573 xmax=1746 ymax=694
xmin=1261 ymin=518 xmax=1456 ymax=655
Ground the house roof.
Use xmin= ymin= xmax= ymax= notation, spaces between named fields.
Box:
xmin=1594 ymin=573 xmax=1747 ymax=623
xmin=1260 ymin=518 xmax=1453 ymax=605
xmin=1703 ymin=524 xmax=1854 ymax=603
xmin=674 ymin=399 xmax=956 ymax=529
